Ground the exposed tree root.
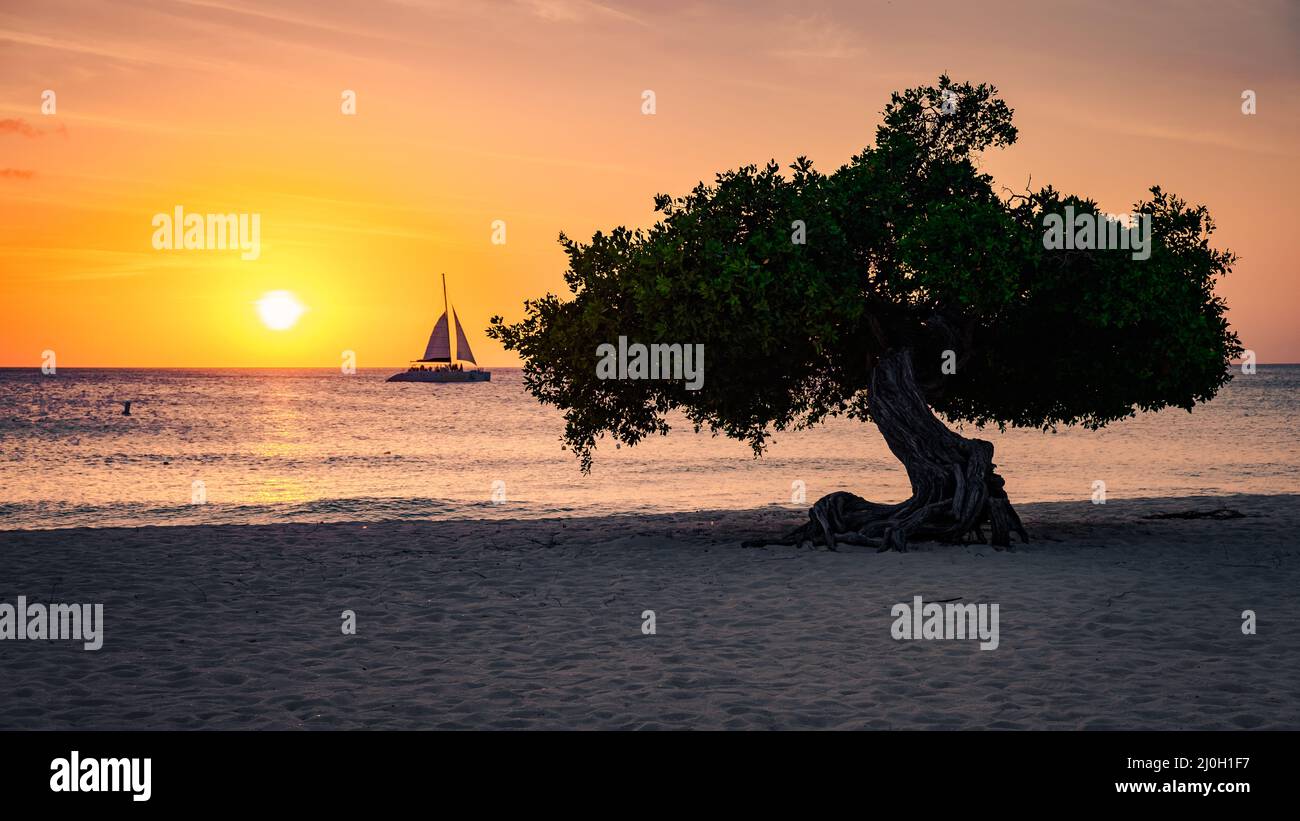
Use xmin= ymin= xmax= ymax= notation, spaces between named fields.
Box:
xmin=1142 ymin=508 xmax=1246 ymax=520
xmin=745 ymin=348 xmax=1028 ymax=552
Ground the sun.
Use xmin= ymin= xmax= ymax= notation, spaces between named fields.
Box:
xmin=255 ymin=290 xmax=306 ymax=331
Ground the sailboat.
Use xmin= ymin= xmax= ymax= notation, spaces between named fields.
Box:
xmin=387 ymin=274 xmax=491 ymax=383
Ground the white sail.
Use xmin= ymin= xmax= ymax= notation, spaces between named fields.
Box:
xmin=421 ymin=312 xmax=451 ymax=362
xmin=453 ymin=309 xmax=476 ymax=364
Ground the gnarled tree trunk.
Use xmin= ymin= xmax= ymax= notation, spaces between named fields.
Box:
xmin=752 ymin=347 xmax=1028 ymax=552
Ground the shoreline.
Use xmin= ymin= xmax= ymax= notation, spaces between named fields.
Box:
xmin=2 ymin=493 xmax=1296 ymax=729
xmin=0 ymin=491 xmax=1290 ymax=535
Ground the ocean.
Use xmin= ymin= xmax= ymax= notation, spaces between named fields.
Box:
xmin=1 ymin=366 xmax=1297 ymax=530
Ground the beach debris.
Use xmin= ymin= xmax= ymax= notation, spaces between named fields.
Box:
xmin=1142 ymin=508 xmax=1246 ymax=520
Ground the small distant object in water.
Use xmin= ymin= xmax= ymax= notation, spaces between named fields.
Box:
xmin=387 ymin=274 xmax=491 ymax=383
xmin=1143 ymin=508 xmax=1246 ymax=520
xmin=121 ymin=401 xmax=132 ymax=416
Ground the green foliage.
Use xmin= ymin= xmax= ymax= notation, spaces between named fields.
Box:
xmin=489 ymin=77 xmax=1241 ymax=469
xmin=936 ymin=186 xmax=1241 ymax=430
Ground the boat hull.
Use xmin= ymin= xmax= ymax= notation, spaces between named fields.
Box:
xmin=386 ymin=369 xmax=491 ymax=383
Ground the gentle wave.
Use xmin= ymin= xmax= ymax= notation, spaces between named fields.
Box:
xmin=3 ymin=366 xmax=1298 ymax=530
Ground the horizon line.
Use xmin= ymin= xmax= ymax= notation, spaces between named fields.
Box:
xmin=0 ymin=364 xmax=522 ymax=370
xmin=1 ymin=363 xmax=1296 ymax=369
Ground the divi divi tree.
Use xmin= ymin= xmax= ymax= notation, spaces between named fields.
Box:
xmin=489 ymin=77 xmax=1241 ymax=551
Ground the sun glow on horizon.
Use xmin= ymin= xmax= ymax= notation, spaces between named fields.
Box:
xmin=255 ymin=291 xmax=306 ymax=331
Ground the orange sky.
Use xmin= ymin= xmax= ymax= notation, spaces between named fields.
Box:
xmin=2 ymin=0 xmax=1298 ymax=367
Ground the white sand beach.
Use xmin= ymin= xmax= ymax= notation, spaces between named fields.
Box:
xmin=1 ymin=493 xmax=1296 ymax=730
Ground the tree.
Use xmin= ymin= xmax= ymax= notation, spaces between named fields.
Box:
xmin=488 ymin=77 xmax=1241 ymax=551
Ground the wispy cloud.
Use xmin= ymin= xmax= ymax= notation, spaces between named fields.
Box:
xmin=769 ymin=14 xmax=863 ymax=60
xmin=0 ymin=168 xmax=35 ymax=179
xmin=519 ymin=0 xmax=648 ymax=26
xmin=0 ymin=246 xmax=204 ymax=282
xmin=0 ymin=117 xmax=64 ymax=138
xmin=1046 ymin=104 xmax=1296 ymax=159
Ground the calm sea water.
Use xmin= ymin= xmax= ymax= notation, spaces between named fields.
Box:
xmin=1 ymin=366 xmax=1297 ymax=530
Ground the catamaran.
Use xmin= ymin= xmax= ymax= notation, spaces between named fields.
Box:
xmin=387 ymin=274 xmax=491 ymax=383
